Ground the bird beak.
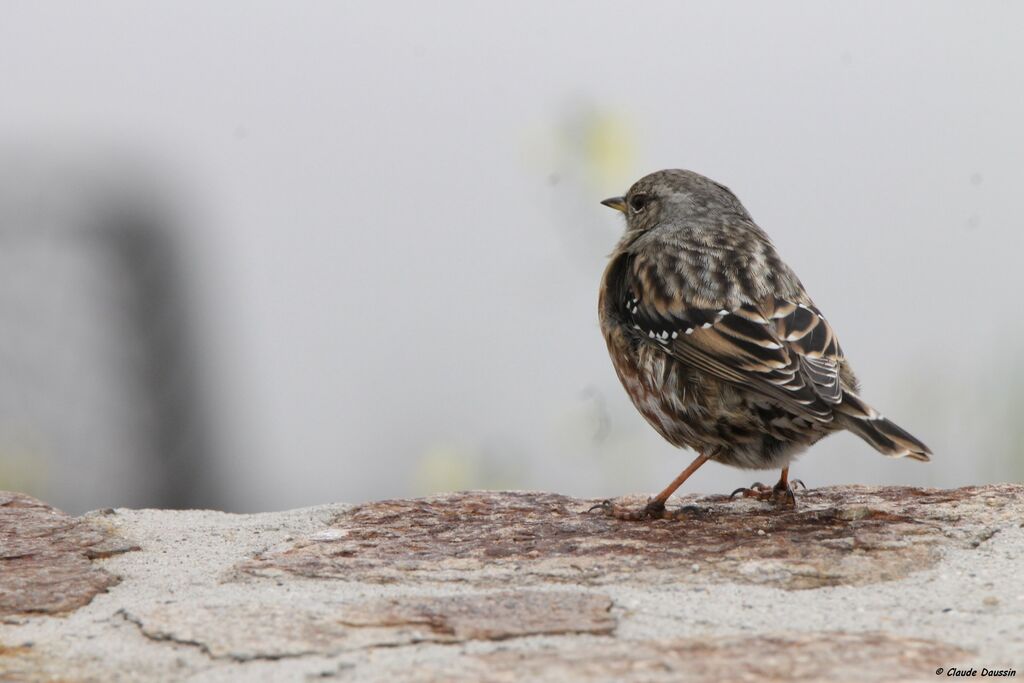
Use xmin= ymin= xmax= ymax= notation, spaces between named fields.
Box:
xmin=601 ymin=196 xmax=627 ymax=213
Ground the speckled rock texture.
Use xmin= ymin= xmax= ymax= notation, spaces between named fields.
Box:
xmin=0 ymin=485 xmax=1021 ymax=682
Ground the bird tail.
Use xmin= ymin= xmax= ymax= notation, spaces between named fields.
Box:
xmin=835 ymin=391 xmax=932 ymax=461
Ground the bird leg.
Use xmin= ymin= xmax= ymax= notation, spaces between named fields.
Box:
xmin=589 ymin=452 xmax=710 ymax=520
xmin=729 ymin=467 xmax=805 ymax=508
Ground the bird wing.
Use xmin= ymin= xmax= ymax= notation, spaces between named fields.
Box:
xmin=621 ymin=265 xmax=845 ymax=422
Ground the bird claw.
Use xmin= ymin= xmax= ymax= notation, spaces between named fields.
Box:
xmin=730 ymin=482 xmax=769 ymax=500
xmin=586 ymin=498 xmax=683 ymax=521
xmin=729 ymin=480 xmax=801 ymax=509
xmin=593 ymin=499 xmax=663 ymax=520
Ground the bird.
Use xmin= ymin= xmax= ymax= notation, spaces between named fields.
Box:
xmin=595 ymin=169 xmax=930 ymax=519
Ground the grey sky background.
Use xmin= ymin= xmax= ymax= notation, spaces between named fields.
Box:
xmin=2 ymin=2 xmax=1022 ymax=512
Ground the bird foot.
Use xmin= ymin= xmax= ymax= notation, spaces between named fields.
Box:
xmin=587 ymin=498 xmax=698 ymax=521
xmin=729 ymin=479 xmax=805 ymax=509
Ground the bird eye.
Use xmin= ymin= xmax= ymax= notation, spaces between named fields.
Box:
xmin=629 ymin=193 xmax=648 ymax=213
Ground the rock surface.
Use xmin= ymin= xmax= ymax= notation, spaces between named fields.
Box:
xmin=0 ymin=492 xmax=137 ymax=616
xmin=0 ymin=485 xmax=1021 ymax=682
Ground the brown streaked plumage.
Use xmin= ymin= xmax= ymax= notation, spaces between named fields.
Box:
xmin=595 ymin=169 xmax=930 ymax=519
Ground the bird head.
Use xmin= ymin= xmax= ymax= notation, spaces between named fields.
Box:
xmin=602 ymin=169 xmax=750 ymax=238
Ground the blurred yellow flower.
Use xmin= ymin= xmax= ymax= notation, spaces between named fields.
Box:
xmin=581 ymin=111 xmax=636 ymax=192
xmin=410 ymin=444 xmax=478 ymax=495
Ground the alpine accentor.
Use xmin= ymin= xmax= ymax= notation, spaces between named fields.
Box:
xmin=596 ymin=169 xmax=930 ymax=518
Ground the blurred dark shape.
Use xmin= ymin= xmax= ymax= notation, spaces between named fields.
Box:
xmin=0 ymin=156 xmax=216 ymax=513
